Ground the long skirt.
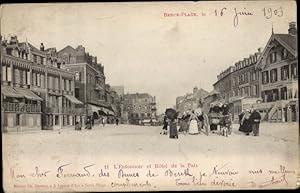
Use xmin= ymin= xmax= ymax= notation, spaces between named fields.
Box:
xmin=179 ymin=120 xmax=188 ymax=133
xmin=239 ymin=119 xmax=252 ymax=133
xmin=169 ymin=122 xmax=178 ymax=138
xmin=189 ymin=120 xmax=198 ymax=134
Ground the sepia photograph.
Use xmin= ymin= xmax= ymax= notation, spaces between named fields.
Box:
xmin=1 ymin=1 xmax=299 ymax=192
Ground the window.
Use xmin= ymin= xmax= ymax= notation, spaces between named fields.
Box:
xmin=235 ymin=90 xmax=238 ymax=96
xmin=281 ymin=65 xmax=289 ymax=80
xmin=262 ymin=71 xmax=269 ymax=84
xmin=75 ymin=88 xmax=80 ymax=98
xmin=33 ymin=55 xmax=37 ymax=63
xmin=282 ymin=49 xmax=288 ymax=59
xmin=270 ymin=69 xmax=278 ymax=82
xmin=2 ymin=65 xmax=7 ymax=81
xmin=41 ymin=57 xmax=44 ymax=65
xmin=16 ymin=114 xmax=20 ymax=126
xmin=291 ymin=63 xmax=298 ymax=78
xmin=270 ymin=52 xmax=277 ymax=63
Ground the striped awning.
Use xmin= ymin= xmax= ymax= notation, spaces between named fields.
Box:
xmin=14 ymin=87 xmax=43 ymax=101
xmin=64 ymin=95 xmax=83 ymax=105
xmin=1 ymin=85 xmax=24 ymax=98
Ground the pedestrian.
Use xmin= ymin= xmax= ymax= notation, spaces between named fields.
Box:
xmin=116 ymin=118 xmax=119 ymax=126
xmin=249 ymin=108 xmax=261 ymax=136
xmin=222 ymin=103 xmax=230 ymax=116
xmin=240 ymin=109 xmax=252 ymax=135
xmin=189 ymin=111 xmax=199 ymax=135
xmin=160 ymin=115 xmax=168 ymax=135
xmin=102 ymin=117 xmax=106 ymax=127
xmin=169 ymin=118 xmax=178 ymax=139
xmin=75 ymin=121 xmax=81 ymax=130
xmin=85 ymin=117 xmax=92 ymax=130
xmin=178 ymin=112 xmax=189 ymax=135
xmin=238 ymin=110 xmax=245 ymax=131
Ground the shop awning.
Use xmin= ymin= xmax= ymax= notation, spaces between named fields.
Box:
xmin=1 ymin=86 xmax=25 ymax=98
xmin=14 ymin=87 xmax=43 ymax=101
xmin=64 ymin=95 xmax=83 ymax=105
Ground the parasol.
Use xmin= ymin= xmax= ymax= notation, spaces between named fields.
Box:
xmin=165 ymin=108 xmax=178 ymax=121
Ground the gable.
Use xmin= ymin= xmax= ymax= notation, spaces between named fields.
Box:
xmin=256 ymin=34 xmax=297 ymax=70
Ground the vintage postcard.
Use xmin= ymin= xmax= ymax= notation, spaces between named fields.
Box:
xmin=1 ymin=1 xmax=299 ymax=192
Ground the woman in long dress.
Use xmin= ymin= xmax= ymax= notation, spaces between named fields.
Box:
xmin=169 ymin=119 xmax=178 ymax=139
xmin=239 ymin=110 xmax=252 ymax=135
xmin=189 ymin=111 xmax=199 ymax=135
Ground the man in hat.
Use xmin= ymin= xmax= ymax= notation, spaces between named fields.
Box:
xmin=249 ymin=107 xmax=261 ymax=136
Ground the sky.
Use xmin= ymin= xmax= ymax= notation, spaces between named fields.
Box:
xmin=1 ymin=1 xmax=296 ymax=113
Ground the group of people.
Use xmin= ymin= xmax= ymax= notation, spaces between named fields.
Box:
xmin=161 ymin=109 xmax=205 ymax=139
xmin=74 ymin=116 xmax=120 ymax=130
xmin=238 ymin=108 xmax=261 ymax=136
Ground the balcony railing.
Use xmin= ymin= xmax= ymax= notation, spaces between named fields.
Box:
xmin=45 ymin=107 xmax=59 ymax=114
xmin=61 ymin=107 xmax=85 ymax=115
xmin=2 ymin=103 xmax=41 ymax=113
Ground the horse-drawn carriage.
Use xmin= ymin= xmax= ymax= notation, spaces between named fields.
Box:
xmin=207 ymin=112 xmax=232 ymax=137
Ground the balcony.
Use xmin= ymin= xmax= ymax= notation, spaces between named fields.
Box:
xmin=45 ymin=107 xmax=59 ymax=114
xmin=2 ymin=102 xmax=41 ymax=113
xmin=62 ymin=107 xmax=85 ymax=115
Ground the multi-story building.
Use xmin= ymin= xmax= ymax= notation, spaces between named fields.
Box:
xmin=58 ymin=45 xmax=114 ymax=124
xmin=255 ymin=22 xmax=298 ymax=122
xmin=176 ymin=87 xmax=209 ymax=116
xmin=209 ymin=22 xmax=298 ymax=123
xmin=111 ymin=85 xmax=125 ymax=123
xmin=213 ymin=66 xmax=235 ymax=103
xmin=1 ymin=36 xmax=83 ymax=132
xmin=123 ymin=93 xmax=157 ymax=125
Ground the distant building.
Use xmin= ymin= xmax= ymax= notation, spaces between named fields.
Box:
xmin=111 ymin=85 xmax=125 ymax=96
xmin=123 ymin=93 xmax=157 ymax=125
xmin=175 ymin=87 xmax=209 ymax=116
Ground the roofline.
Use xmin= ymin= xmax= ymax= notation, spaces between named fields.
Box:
xmin=256 ymin=33 xmax=297 ymax=70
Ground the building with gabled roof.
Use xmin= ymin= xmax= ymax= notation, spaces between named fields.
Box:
xmin=255 ymin=22 xmax=298 ymax=122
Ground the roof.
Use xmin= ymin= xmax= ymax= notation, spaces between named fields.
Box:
xmin=64 ymin=94 xmax=83 ymax=105
xmin=124 ymin=93 xmax=152 ymax=99
xmin=274 ymin=34 xmax=297 ymax=52
xmin=14 ymin=87 xmax=43 ymax=101
xmin=1 ymin=85 xmax=24 ymax=98
xmin=20 ymin=42 xmax=46 ymax=56
xmin=256 ymin=33 xmax=297 ymax=69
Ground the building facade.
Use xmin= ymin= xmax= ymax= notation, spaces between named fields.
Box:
xmin=176 ymin=87 xmax=209 ymax=115
xmin=209 ymin=22 xmax=298 ymax=123
xmin=123 ymin=93 xmax=157 ymax=125
xmin=58 ymin=45 xmax=114 ymax=125
xmin=1 ymin=36 xmax=83 ymax=132
xmin=255 ymin=22 xmax=298 ymax=122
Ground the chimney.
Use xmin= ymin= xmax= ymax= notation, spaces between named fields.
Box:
xmin=288 ymin=22 xmax=297 ymax=35
xmin=258 ymin=47 xmax=262 ymax=53
xmin=40 ymin=43 xmax=44 ymax=51
xmin=10 ymin=36 xmax=18 ymax=44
